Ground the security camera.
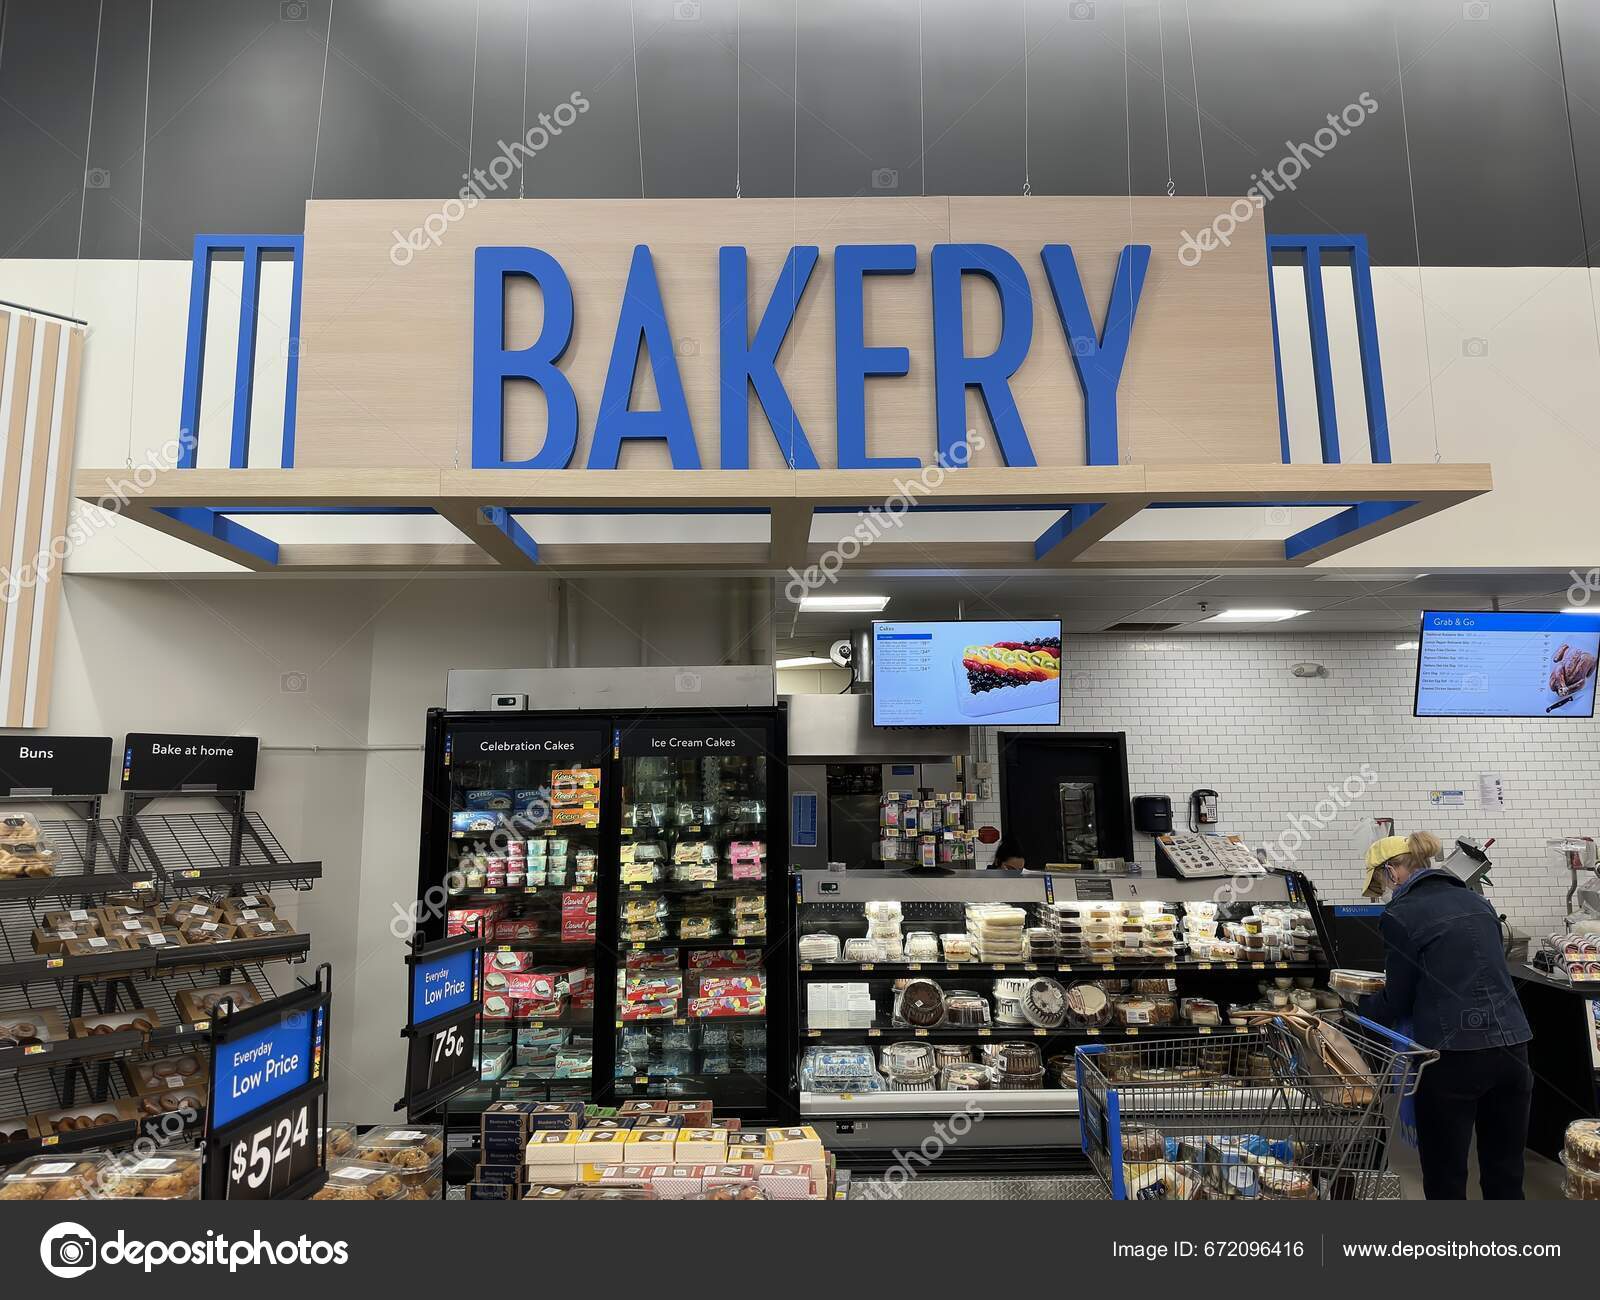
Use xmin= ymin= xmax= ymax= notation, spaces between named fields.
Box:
xmin=829 ymin=639 xmax=854 ymax=668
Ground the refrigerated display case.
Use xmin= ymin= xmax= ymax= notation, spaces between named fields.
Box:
xmin=793 ymin=868 xmax=1333 ymax=1172
xmin=611 ymin=720 xmax=782 ymax=1112
xmin=414 ymin=705 xmax=791 ymax=1144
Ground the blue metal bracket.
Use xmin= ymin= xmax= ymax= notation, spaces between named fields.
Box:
xmin=154 ymin=508 xmax=279 ymax=566
xmin=480 ymin=507 xmax=539 ymax=565
xmin=1033 ymin=504 xmax=1104 ymax=561
xmin=178 ymin=234 xmax=305 ymax=470
xmin=1282 ymin=500 xmax=1414 ymax=561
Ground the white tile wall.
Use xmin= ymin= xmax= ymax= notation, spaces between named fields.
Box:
xmin=970 ymin=634 xmax=1597 ymax=938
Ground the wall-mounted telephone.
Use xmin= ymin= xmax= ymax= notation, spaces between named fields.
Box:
xmin=1189 ymin=789 xmax=1219 ymax=832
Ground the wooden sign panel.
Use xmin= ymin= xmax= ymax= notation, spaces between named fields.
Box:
xmin=293 ymin=197 xmax=1280 ymax=474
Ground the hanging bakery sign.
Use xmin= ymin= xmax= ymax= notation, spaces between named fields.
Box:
xmin=76 ymin=195 xmax=1491 ymax=575
xmin=294 ymin=196 xmax=1279 ymax=472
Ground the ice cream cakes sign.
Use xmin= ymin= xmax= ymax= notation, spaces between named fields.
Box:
xmin=293 ymin=197 xmax=1282 ymax=473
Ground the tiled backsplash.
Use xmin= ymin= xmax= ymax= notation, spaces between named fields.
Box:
xmin=969 ymin=634 xmax=1595 ymax=939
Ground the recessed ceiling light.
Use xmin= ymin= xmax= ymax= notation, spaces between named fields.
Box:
xmin=1395 ymin=641 xmax=1419 ymax=650
xmin=776 ymin=656 xmax=833 ymax=668
xmin=1200 ymin=608 xmax=1308 ymax=623
xmin=797 ymin=594 xmax=890 ymax=613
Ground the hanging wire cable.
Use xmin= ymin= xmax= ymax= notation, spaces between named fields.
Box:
xmin=917 ymin=0 xmax=926 ymax=196
xmin=1021 ymin=0 xmax=1031 ymax=195
xmin=734 ymin=0 xmax=742 ymax=197
xmin=1182 ymin=0 xmax=1209 ymax=196
xmin=629 ymin=0 xmax=646 ymax=197
xmin=1392 ymin=21 xmax=1442 ymax=463
xmin=1157 ymin=0 xmax=1175 ymax=194
xmin=518 ymin=1 xmax=530 ymax=197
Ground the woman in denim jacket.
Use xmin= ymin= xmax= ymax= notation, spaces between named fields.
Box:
xmin=1356 ymin=831 xmax=1533 ymax=1199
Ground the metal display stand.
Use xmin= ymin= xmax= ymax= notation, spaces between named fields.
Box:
xmin=0 ymin=761 xmax=321 ymax=1167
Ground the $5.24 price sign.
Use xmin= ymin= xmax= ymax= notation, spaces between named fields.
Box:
xmin=226 ymin=1093 xmax=319 ymax=1199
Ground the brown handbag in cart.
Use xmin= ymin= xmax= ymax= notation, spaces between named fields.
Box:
xmin=1279 ymin=1012 xmax=1379 ymax=1108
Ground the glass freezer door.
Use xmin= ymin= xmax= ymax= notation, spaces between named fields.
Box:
xmin=612 ymin=722 xmax=772 ymax=1111
xmin=441 ymin=723 xmax=605 ymax=1101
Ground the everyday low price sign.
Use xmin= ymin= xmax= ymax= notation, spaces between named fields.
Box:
xmin=212 ymin=1009 xmax=315 ymax=1129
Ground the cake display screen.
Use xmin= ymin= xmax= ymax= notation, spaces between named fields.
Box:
xmin=1414 ymin=610 xmax=1600 ymax=718
xmin=872 ymin=620 xmax=1063 ymax=726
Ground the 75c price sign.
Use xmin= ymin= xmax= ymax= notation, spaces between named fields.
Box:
xmin=407 ymin=1007 xmax=476 ymax=1098
xmin=226 ymin=1093 xmax=320 ymax=1199
xmin=400 ymin=933 xmax=483 ymax=1119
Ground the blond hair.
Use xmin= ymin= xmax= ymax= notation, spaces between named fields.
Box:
xmin=1391 ymin=830 xmax=1441 ymax=875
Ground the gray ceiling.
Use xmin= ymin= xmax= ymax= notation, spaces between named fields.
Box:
xmin=1 ymin=0 xmax=1596 ymax=266
xmin=769 ymin=568 xmax=1580 ymax=655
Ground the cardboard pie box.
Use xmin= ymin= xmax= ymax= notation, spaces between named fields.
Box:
xmin=668 ymin=1100 xmax=714 ymax=1128
xmin=726 ymin=1132 xmax=772 ymax=1162
xmin=0 ymin=1008 xmax=69 ymax=1046
xmin=122 ymin=1051 xmax=208 ymax=1096
xmin=673 ymin=1129 xmax=728 ymax=1162
xmin=177 ymin=918 xmax=237 ymax=945
xmin=766 ymin=1125 xmax=825 ymax=1162
xmin=701 ymin=1162 xmax=761 ymax=1191
xmin=756 ymin=1162 xmax=816 ymax=1200
xmin=624 ymin=1129 xmax=678 ymax=1158
xmin=128 ymin=929 xmax=184 ymax=952
xmin=633 ymin=1113 xmax=684 ymax=1131
xmin=616 ymin=1099 xmax=673 ymax=1118
xmin=220 ymin=893 xmax=276 ymax=922
xmin=232 ymin=917 xmax=292 ymax=941
xmin=41 ymin=908 xmax=100 ymax=934
xmin=523 ymin=1130 xmax=580 ymax=1177
xmin=162 ymin=901 xmax=222 ymax=927
xmin=72 ymin=1009 xmax=161 ymax=1038
xmin=32 ymin=926 xmax=90 ymax=956
xmin=96 ymin=906 xmax=159 ymax=933
xmin=174 ymin=984 xmax=263 ymax=1024
xmin=651 ymin=1165 xmax=705 ymax=1199
xmin=63 ymin=934 xmax=133 ymax=958
xmin=31 ymin=1098 xmax=138 ymax=1136
xmin=595 ymin=1163 xmax=655 ymax=1188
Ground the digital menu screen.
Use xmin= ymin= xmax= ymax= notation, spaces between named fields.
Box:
xmin=873 ymin=620 xmax=1063 ymax=726
xmin=1414 ymin=610 xmax=1600 ymax=718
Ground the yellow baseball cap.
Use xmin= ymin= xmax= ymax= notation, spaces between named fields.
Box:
xmin=1363 ymin=835 xmax=1410 ymax=898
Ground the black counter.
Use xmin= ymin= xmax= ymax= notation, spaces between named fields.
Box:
xmin=1510 ymin=964 xmax=1600 ymax=1159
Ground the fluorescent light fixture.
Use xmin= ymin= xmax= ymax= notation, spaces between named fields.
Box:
xmin=1395 ymin=641 xmax=1419 ymax=650
xmin=1562 ymin=606 xmax=1593 ymax=615
xmin=776 ymin=656 xmax=833 ymax=669
xmin=1200 ymin=608 xmax=1308 ymax=623
xmin=797 ymin=594 xmax=890 ymax=613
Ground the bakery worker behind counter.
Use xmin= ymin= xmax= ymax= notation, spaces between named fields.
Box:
xmin=1353 ymin=831 xmax=1533 ymax=1200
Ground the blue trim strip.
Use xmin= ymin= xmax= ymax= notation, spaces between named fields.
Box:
xmin=281 ymin=235 xmax=306 ymax=468
xmin=1300 ymin=244 xmax=1340 ymax=464
xmin=510 ymin=507 xmax=769 ymax=517
xmin=155 ymin=508 xmax=279 ymax=566
xmin=1033 ymin=503 xmax=1103 ymax=561
xmin=177 ymin=240 xmax=211 ymax=469
xmin=1282 ymin=499 xmax=1414 ymax=561
xmin=1348 ymin=237 xmax=1391 ymax=463
xmin=1105 ymin=1085 xmax=1126 ymax=1199
xmin=230 ymin=244 xmax=262 ymax=469
xmin=1265 ymin=246 xmax=1292 ymax=464
xmin=481 ymin=506 xmax=539 ymax=564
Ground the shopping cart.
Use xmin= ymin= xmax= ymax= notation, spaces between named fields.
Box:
xmin=1075 ymin=1013 xmax=1437 ymax=1200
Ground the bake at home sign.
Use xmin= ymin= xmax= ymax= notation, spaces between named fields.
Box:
xmin=473 ymin=242 xmax=1151 ymax=472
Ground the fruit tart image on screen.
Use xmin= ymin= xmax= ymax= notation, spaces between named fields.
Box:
xmin=954 ymin=636 xmax=1062 ymax=717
